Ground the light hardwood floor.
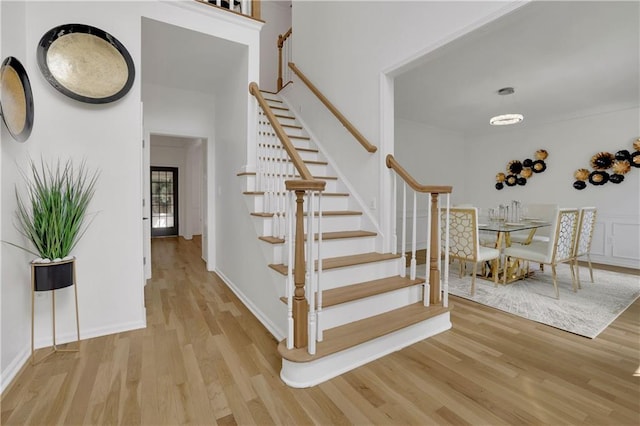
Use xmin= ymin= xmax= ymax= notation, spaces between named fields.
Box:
xmin=2 ymin=236 xmax=639 ymax=425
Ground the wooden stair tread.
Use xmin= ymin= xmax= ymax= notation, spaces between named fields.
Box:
xmin=281 ymin=124 xmax=303 ymax=129
xmin=278 ymin=303 xmax=450 ymax=362
xmin=244 ymin=191 xmax=348 ymax=197
xmin=279 ymin=275 xmax=424 ymax=307
xmin=256 ymin=157 xmax=327 ymax=166
xmin=251 ymin=210 xmax=362 ymax=218
xmin=237 ymin=172 xmax=337 ymax=180
xmin=259 ymin=144 xmax=318 ymax=153
xmin=269 ymin=252 xmax=400 ymax=275
xmin=269 ymin=105 xmax=289 ymax=111
xmin=260 ymin=230 xmax=377 ymax=245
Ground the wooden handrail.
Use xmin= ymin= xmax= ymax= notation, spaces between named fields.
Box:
xmin=250 ymin=82 xmax=325 ymax=190
xmin=386 ymin=153 xmax=452 ymax=305
xmin=386 ymin=154 xmax=452 ymax=194
xmin=288 ymin=62 xmax=378 ymax=154
xmin=277 ymin=28 xmax=292 ymax=49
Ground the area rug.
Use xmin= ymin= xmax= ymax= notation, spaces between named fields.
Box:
xmin=442 ymin=264 xmax=640 ymax=338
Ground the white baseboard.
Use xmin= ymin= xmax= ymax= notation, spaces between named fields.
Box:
xmin=215 ymin=269 xmax=285 ymax=341
xmin=1 ymin=319 xmax=146 ymax=395
xmin=0 ymin=346 xmax=31 ymax=395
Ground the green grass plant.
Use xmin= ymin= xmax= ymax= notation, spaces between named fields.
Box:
xmin=12 ymin=158 xmax=99 ymax=260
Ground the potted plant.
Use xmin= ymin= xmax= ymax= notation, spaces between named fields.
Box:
xmin=10 ymin=158 xmax=99 ymax=291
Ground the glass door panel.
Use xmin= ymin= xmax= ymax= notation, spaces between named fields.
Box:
xmin=151 ymin=167 xmax=178 ymax=237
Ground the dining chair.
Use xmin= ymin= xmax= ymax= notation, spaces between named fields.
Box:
xmin=503 ymin=208 xmax=579 ymax=299
xmin=573 ymin=207 xmax=597 ymax=288
xmin=441 ymin=207 xmax=501 ymax=295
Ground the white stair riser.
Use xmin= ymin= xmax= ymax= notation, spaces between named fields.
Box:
xmin=261 ymin=235 xmax=377 ymax=265
xmin=280 ymin=312 xmax=452 ymax=388
xmin=246 ymin=194 xmax=349 ymax=213
xmin=315 ymin=258 xmax=402 ymax=290
xmin=318 ymin=285 xmax=424 ymax=330
xmin=252 ymin=214 xmax=363 ymax=236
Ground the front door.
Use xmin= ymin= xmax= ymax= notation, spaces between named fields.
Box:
xmin=151 ymin=166 xmax=178 ymax=237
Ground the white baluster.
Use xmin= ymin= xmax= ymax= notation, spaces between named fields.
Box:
xmin=442 ymin=194 xmax=450 ymax=308
xmin=278 ymin=144 xmax=286 ymax=239
xmin=316 ymin=192 xmax=323 ymax=342
xmin=410 ymin=191 xmax=417 ymax=280
xmin=391 ymin=173 xmax=397 ymax=255
xmin=424 ymin=192 xmax=432 ymax=307
xmin=400 ymin=183 xmax=407 ymax=278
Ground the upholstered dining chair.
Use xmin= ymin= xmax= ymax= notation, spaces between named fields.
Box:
xmin=503 ymin=208 xmax=579 ymax=299
xmin=573 ymin=207 xmax=597 ymax=288
xmin=441 ymin=207 xmax=501 ymax=296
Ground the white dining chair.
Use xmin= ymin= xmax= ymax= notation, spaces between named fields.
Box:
xmin=442 ymin=207 xmax=501 ymax=296
xmin=573 ymin=207 xmax=597 ymax=288
xmin=503 ymin=208 xmax=579 ymax=299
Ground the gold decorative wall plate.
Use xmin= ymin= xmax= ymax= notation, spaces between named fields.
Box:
xmin=37 ymin=24 xmax=134 ymax=104
xmin=0 ymin=56 xmax=34 ymax=142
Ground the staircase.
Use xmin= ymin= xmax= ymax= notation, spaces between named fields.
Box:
xmin=240 ymin=89 xmax=452 ymax=388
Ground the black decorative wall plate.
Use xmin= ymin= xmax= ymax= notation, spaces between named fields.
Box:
xmin=37 ymin=23 xmax=135 ymax=104
xmin=0 ymin=56 xmax=34 ymax=142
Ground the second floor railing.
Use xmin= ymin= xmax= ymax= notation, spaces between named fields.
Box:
xmin=386 ymin=154 xmax=452 ymax=307
xmin=198 ymin=0 xmax=261 ymax=20
xmin=277 ymin=28 xmax=293 ymax=91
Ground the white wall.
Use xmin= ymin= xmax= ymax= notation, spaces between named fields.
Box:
xmin=289 ymin=0 xmax=522 ymax=249
xmin=214 ymin=54 xmax=288 ymax=337
xmin=1 ymin=1 xmax=147 ymax=392
xmin=463 ymin=107 xmax=640 ymax=268
xmin=1 ymin=0 xmax=28 ymax=392
xmin=395 ymin=118 xmax=469 ymax=203
xmin=1 ymin=0 xmax=263 ymax=393
xmin=259 ymin=0 xmax=292 ymax=92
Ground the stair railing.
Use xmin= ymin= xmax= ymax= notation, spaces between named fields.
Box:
xmin=250 ymin=82 xmax=326 ymax=355
xmin=386 ymin=154 xmax=452 ymax=307
xmin=277 ymin=28 xmax=293 ymax=91
xmin=198 ymin=0 xmax=260 ymax=19
xmin=288 ymin=62 xmax=378 ymax=154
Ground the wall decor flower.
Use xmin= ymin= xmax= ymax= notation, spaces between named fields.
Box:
xmin=495 ymin=149 xmax=548 ymax=190
xmin=573 ymin=137 xmax=639 ymax=190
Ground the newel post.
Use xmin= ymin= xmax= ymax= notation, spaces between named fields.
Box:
xmin=429 ymin=193 xmax=441 ymax=304
xmin=292 ymin=189 xmax=308 ymax=348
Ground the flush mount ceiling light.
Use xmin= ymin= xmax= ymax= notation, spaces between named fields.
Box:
xmin=490 ymin=87 xmax=524 ymax=126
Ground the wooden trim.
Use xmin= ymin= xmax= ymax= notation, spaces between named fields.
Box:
xmin=251 ymin=0 xmax=261 ymax=20
xmin=288 ymin=62 xmax=378 ymax=153
xmin=285 ymin=179 xmax=325 ymax=192
xmin=293 ymin=190 xmax=307 ymax=348
xmin=386 ymin=154 xmax=452 ymax=194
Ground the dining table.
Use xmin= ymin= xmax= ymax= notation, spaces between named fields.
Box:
xmin=477 ymin=219 xmax=552 ymax=283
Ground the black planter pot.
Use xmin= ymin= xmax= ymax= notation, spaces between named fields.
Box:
xmin=32 ymin=258 xmax=75 ymax=292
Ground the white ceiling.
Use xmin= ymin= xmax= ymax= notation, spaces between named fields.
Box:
xmin=394 ymin=1 xmax=640 ymax=136
xmin=141 ymin=17 xmax=246 ymax=95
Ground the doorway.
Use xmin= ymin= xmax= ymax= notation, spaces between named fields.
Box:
xmin=151 ymin=166 xmax=179 ymax=237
